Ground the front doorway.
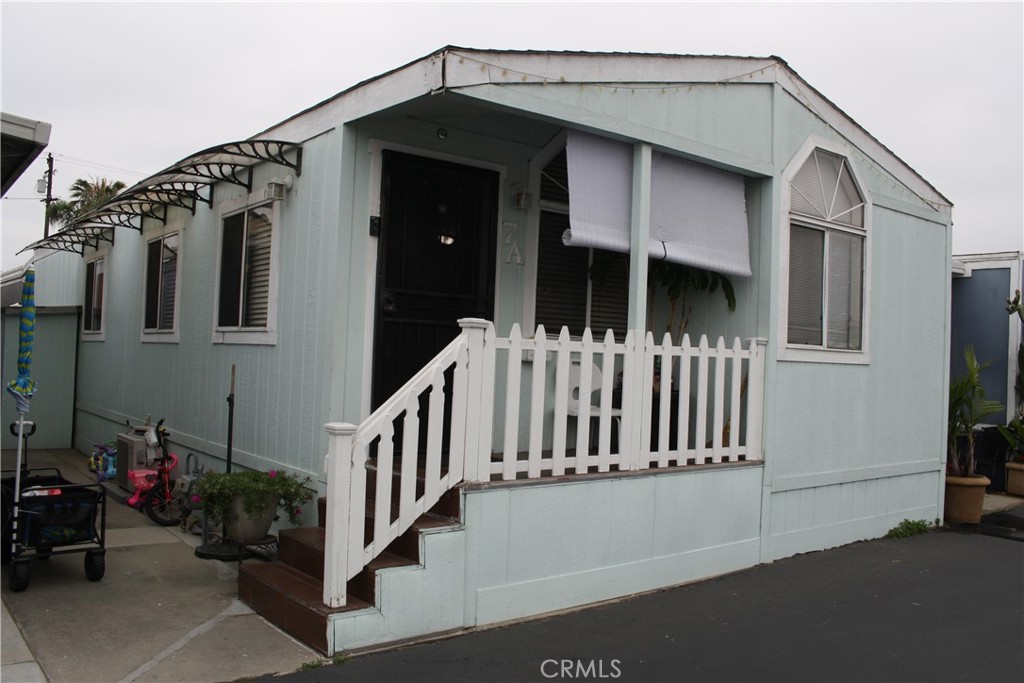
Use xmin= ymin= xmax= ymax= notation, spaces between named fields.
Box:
xmin=371 ymin=150 xmax=499 ymax=410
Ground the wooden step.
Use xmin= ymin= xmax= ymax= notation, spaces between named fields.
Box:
xmin=248 ymin=484 xmax=462 ymax=654
xmin=278 ymin=527 xmax=419 ymax=603
xmin=238 ymin=562 xmax=370 ymax=654
xmin=278 ymin=527 xmax=325 ymax=580
xmin=346 ymin=551 xmax=416 ymax=605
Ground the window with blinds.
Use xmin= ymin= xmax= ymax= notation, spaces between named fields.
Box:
xmin=786 ymin=149 xmax=866 ymax=351
xmin=218 ymin=204 xmax=274 ymax=329
xmin=535 ymin=148 xmax=628 ymax=339
xmin=84 ymin=257 xmax=105 ymax=333
xmin=144 ymin=233 xmax=178 ymax=332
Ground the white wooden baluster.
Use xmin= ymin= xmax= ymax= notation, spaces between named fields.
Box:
xmin=575 ymin=328 xmax=594 ymax=474
xmin=695 ymin=335 xmax=710 ymax=463
xmin=551 ymin=327 xmax=572 ymax=476
xmin=639 ymin=331 xmax=655 ymax=470
xmin=399 ymin=391 xmax=419 ymax=528
xmin=348 ymin=438 xmax=368 ymax=574
xmin=657 ymin=332 xmax=673 ymax=466
xmin=502 ymin=324 xmax=523 ymax=480
xmin=597 ymin=329 xmax=616 ymax=472
xmin=729 ymin=338 xmax=743 ymax=461
xmin=620 ymin=330 xmax=637 ymax=470
xmin=528 ymin=326 xmax=547 ymax=479
xmin=712 ymin=337 xmax=727 ymax=463
xmin=374 ymin=420 xmax=395 ymax=555
xmin=677 ymin=334 xmax=692 ymax=465
xmin=323 ymin=422 xmax=355 ymax=607
xmin=424 ymin=367 xmax=445 ymax=502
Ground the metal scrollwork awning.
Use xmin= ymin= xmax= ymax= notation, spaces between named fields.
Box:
xmin=20 ymin=140 xmax=302 ymax=255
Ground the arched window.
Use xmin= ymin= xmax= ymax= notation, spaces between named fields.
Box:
xmin=787 ymin=149 xmax=866 ymax=351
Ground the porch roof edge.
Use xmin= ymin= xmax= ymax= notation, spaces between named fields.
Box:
xmin=257 ymin=47 xmax=952 ymax=215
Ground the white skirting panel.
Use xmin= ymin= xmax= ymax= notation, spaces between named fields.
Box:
xmin=463 ymin=464 xmax=764 ymax=627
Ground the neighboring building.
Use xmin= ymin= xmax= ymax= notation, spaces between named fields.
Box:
xmin=950 ymin=251 xmax=1023 ymax=488
xmin=1 ymin=111 xmax=51 ymax=197
xmin=951 ymin=252 xmax=1023 ymax=424
xmin=17 ymin=48 xmax=953 ymax=654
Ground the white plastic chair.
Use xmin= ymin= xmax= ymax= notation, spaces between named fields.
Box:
xmin=566 ymin=363 xmax=622 ymax=446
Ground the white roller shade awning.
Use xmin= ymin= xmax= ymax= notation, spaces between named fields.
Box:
xmin=562 ymin=130 xmax=751 ymax=277
xmin=650 ymin=151 xmax=751 ymax=277
xmin=563 ymin=129 xmax=633 ymax=253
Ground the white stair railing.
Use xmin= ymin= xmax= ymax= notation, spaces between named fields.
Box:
xmin=323 ymin=320 xmax=766 ymax=608
xmin=323 ymin=319 xmax=491 ymax=608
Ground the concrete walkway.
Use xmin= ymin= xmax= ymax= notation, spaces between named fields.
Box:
xmin=1 ymin=448 xmax=321 ymax=683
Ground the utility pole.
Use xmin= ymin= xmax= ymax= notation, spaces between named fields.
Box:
xmin=42 ymin=153 xmax=54 ymax=238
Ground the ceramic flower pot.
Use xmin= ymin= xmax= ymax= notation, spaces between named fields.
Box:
xmin=1006 ymin=462 xmax=1024 ymax=497
xmin=225 ymin=493 xmax=278 ymax=544
xmin=944 ymin=475 xmax=990 ymax=524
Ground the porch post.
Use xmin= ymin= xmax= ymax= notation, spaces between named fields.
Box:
xmin=458 ymin=318 xmax=491 ymax=483
xmin=626 ymin=143 xmax=652 ymax=469
xmin=628 ymin=143 xmax=651 ymax=332
xmin=745 ymin=338 xmax=768 ymax=461
xmin=323 ymin=422 xmax=356 ymax=608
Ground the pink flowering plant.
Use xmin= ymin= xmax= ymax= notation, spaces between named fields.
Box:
xmin=194 ymin=468 xmax=314 ymax=527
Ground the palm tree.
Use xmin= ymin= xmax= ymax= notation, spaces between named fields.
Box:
xmin=47 ymin=177 xmax=126 ymax=229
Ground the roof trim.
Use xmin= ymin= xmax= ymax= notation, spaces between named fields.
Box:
xmin=260 ymin=47 xmax=950 ymax=214
xmin=20 ymin=139 xmax=301 ymax=256
xmin=1 ymin=112 xmax=52 ymax=196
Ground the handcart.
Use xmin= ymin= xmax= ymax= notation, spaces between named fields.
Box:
xmin=2 ymin=466 xmax=107 ymax=592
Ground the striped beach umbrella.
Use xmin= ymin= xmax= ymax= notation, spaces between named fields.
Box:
xmin=6 ymin=266 xmax=37 ymax=414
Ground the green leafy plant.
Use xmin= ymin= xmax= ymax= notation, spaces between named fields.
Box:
xmin=998 ymin=418 xmax=1024 ymax=464
xmin=194 ymin=469 xmax=314 ymax=527
xmin=589 ymin=255 xmax=736 ymax=343
xmin=998 ymin=290 xmax=1024 ymax=462
xmin=886 ymin=519 xmax=932 ymax=538
xmin=298 ymin=660 xmax=324 ymax=671
xmin=948 ymin=346 xmax=1004 ymax=477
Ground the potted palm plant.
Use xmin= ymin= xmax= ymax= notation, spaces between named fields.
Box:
xmin=194 ymin=469 xmax=314 ymax=543
xmin=999 ymin=290 xmax=1024 ymax=496
xmin=946 ymin=346 xmax=1003 ymax=523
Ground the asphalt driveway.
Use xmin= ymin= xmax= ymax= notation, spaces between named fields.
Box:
xmin=260 ymin=529 xmax=1024 ymax=683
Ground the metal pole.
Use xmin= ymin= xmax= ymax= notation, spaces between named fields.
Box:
xmin=10 ymin=414 xmax=26 ymax=561
xmin=225 ymin=364 xmax=235 ymax=473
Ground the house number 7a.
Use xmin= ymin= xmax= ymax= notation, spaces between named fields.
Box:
xmin=504 ymin=222 xmax=524 ymax=266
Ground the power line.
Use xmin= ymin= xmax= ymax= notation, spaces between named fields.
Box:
xmin=53 ymin=154 xmax=145 ymax=178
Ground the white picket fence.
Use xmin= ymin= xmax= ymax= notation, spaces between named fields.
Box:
xmin=323 ymin=318 xmax=766 ymax=607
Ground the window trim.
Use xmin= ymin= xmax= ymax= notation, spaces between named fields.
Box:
xmin=82 ymin=249 xmax=109 ymax=342
xmin=140 ymin=222 xmax=182 ymax=344
xmin=778 ymin=137 xmax=872 ymax=365
xmin=211 ymin=192 xmax=280 ymax=346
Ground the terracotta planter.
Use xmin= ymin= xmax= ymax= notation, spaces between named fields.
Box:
xmin=225 ymin=493 xmax=278 ymax=544
xmin=944 ymin=475 xmax=990 ymax=524
xmin=1006 ymin=462 xmax=1024 ymax=497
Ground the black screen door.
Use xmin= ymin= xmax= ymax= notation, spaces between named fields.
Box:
xmin=372 ymin=151 xmax=498 ymax=410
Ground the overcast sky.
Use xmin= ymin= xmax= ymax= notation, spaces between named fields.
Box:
xmin=2 ymin=1 xmax=1021 ymax=272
